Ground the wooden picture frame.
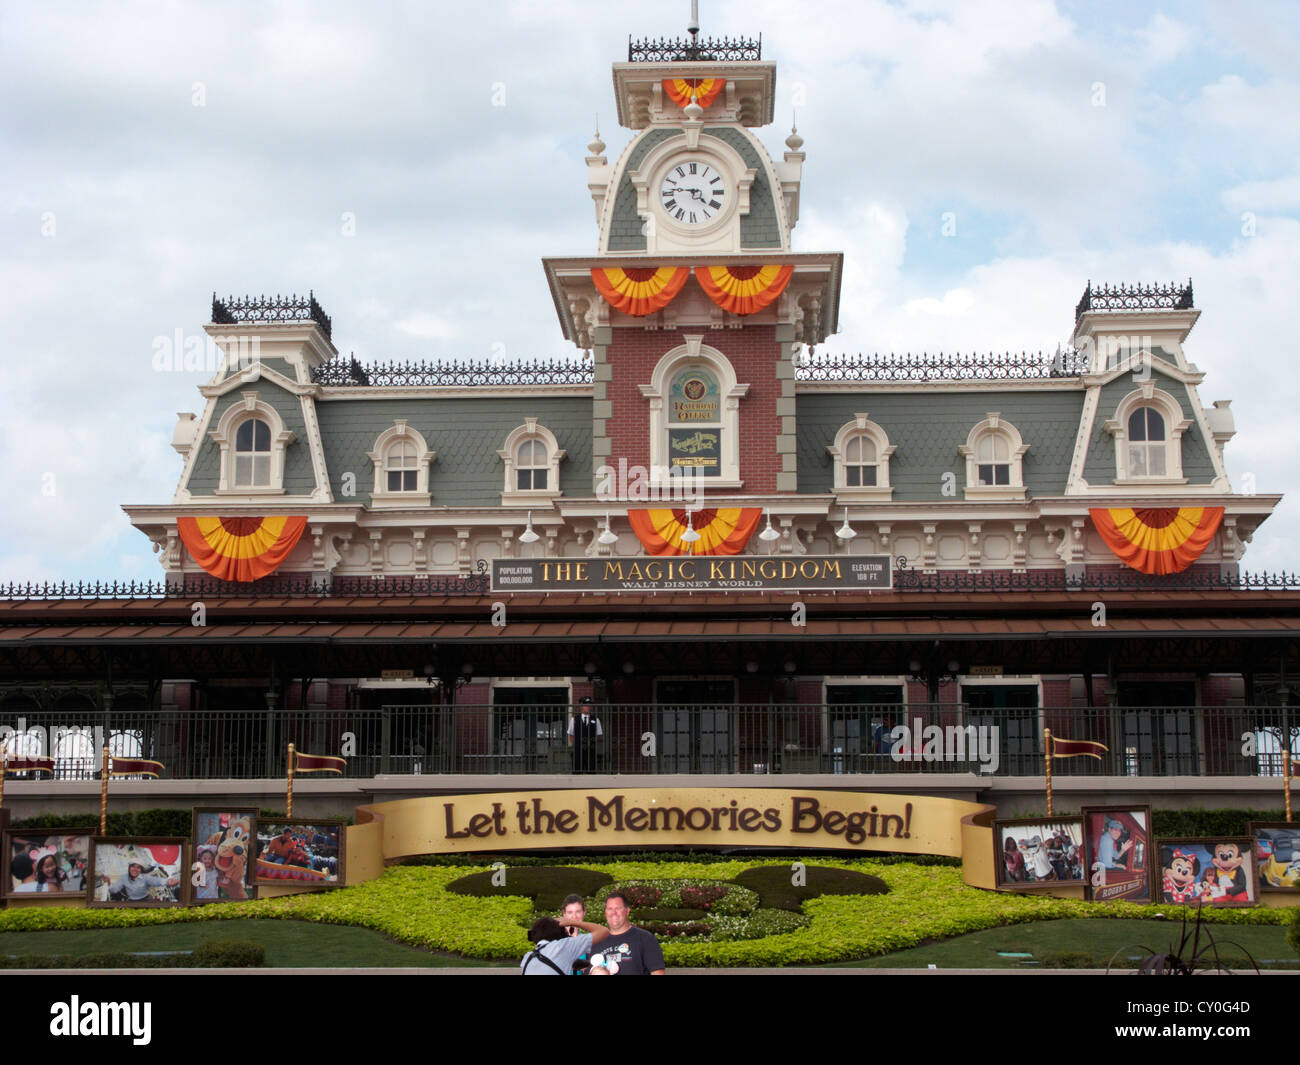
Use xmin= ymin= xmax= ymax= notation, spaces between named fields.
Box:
xmin=3 ymin=828 xmax=94 ymax=900
xmin=255 ymin=820 xmax=345 ymax=887
xmin=992 ymin=817 xmax=1085 ymax=890
xmin=1081 ymin=805 xmax=1152 ymax=902
xmin=1247 ymin=821 xmax=1300 ymax=893
xmin=88 ymin=837 xmax=188 ymax=907
xmin=191 ymin=807 xmax=259 ymax=903
xmin=1154 ymin=837 xmax=1257 ymax=908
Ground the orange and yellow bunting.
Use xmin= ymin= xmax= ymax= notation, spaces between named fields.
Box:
xmin=628 ymin=508 xmax=762 ymax=556
xmin=177 ymin=515 xmax=308 ymax=583
xmin=591 ymin=266 xmax=690 ymax=317
xmin=662 ymin=78 xmax=724 ymax=109
xmin=1089 ymin=507 xmax=1224 ymax=576
xmin=695 ymin=264 xmax=794 ymax=316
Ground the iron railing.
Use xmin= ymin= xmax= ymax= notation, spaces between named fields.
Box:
xmin=795 ymin=349 xmax=1090 ymax=381
xmin=0 ymin=704 xmax=1291 ymax=781
xmin=3 ymin=566 xmax=1300 ymax=601
xmin=311 ymin=355 xmax=593 ymax=388
xmin=628 ymin=34 xmax=761 ymax=62
xmin=211 ymin=291 xmax=332 ymax=339
xmin=1075 ymin=280 xmax=1194 ymax=322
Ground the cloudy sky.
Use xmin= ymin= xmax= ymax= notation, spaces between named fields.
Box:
xmin=2 ymin=0 xmax=1298 ymax=582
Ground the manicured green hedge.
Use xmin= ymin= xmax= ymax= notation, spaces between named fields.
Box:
xmin=10 ymin=809 xmax=354 ymax=836
xmin=0 ymin=938 xmax=264 ymax=969
xmin=1151 ymin=808 xmax=1288 ymax=838
xmin=445 ymin=866 xmax=613 ymax=913
xmin=1290 ymin=907 xmax=1300 ymax=956
xmin=732 ymin=865 xmax=888 ymax=912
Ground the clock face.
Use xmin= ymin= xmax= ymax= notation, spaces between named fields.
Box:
xmin=658 ymin=160 xmax=727 ymax=226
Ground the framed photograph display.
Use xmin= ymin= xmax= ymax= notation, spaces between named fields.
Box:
xmin=993 ymin=817 xmax=1085 ymax=889
xmin=255 ymin=820 xmax=344 ymax=886
xmin=1155 ymin=837 xmax=1257 ymax=907
xmin=89 ymin=837 xmax=187 ymax=907
xmin=1082 ymin=805 xmax=1152 ymax=902
xmin=4 ymin=829 xmax=93 ymax=899
xmin=1248 ymin=821 xmax=1300 ymax=893
xmin=191 ymin=808 xmax=258 ymax=902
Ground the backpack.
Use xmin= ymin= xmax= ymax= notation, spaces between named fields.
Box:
xmin=521 ymin=945 xmax=568 ymax=975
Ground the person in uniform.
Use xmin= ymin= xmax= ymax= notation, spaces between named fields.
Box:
xmin=567 ymin=696 xmax=603 ymax=774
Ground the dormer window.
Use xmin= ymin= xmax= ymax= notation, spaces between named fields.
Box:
xmin=959 ymin=414 xmax=1028 ymax=501
xmin=1105 ymin=386 xmax=1192 ymax=484
xmin=369 ymin=421 xmax=436 ymax=507
xmin=208 ymin=390 xmax=296 ymax=496
xmin=827 ymin=414 xmax=895 ymax=501
xmin=500 ymin=419 xmax=566 ymax=506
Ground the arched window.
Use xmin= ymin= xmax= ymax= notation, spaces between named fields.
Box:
xmin=1126 ymin=407 xmax=1167 ymax=477
xmin=208 ymin=390 xmax=296 ymax=495
xmin=959 ymin=414 xmax=1028 ymax=500
xmin=1105 ymin=386 xmax=1191 ymax=483
xmin=234 ymin=418 xmax=272 ymax=488
xmin=499 ymin=419 xmax=566 ymax=505
xmin=368 ymin=421 xmax=436 ymax=506
xmin=827 ymin=414 xmax=895 ymax=500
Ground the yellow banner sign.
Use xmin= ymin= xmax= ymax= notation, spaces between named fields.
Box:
xmin=353 ymin=788 xmax=994 ymax=860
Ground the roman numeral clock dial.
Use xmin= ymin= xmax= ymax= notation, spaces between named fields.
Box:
xmin=659 ymin=161 xmax=726 ymax=226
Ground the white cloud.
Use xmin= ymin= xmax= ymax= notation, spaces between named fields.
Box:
xmin=1135 ymin=12 xmax=1192 ymax=65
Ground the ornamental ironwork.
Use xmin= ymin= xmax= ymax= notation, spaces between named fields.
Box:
xmin=311 ymin=356 xmax=594 ymax=387
xmin=211 ymin=291 xmax=332 ymax=339
xmin=891 ymin=566 xmax=1300 ymax=593
xmin=1075 ymin=279 xmax=1194 ymax=322
xmin=795 ymin=349 xmax=1089 ymax=382
xmin=628 ymin=34 xmax=761 ymax=62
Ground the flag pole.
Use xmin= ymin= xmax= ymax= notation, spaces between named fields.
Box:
xmin=1043 ymin=727 xmax=1053 ymax=818
xmin=287 ymin=742 xmax=295 ymax=819
xmin=1285 ymin=749 xmax=1293 ymax=823
xmin=99 ymin=746 xmax=110 ymax=835
xmin=0 ymin=740 xmax=7 ymax=811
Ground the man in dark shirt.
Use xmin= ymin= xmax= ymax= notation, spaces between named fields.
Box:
xmin=567 ymin=697 xmax=603 ymax=774
xmin=593 ymin=891 xmax=666 ymax=975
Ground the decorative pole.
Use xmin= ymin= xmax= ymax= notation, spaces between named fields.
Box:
xmin=99 ymin=746 xmax=110 ymax=835
xmin=287 ymin=742 xmax=295 ymax=819
xmin=1285 ymin=750 xmax=1293 ymax=823
xmin=1044 ymin=727 xmax=1053 ymax=818
xmin=0 ymin=740 xmax=7 ymax=810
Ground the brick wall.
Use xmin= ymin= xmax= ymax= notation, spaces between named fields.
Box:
xmin=605 ymin=325 xmax=785 ymax=494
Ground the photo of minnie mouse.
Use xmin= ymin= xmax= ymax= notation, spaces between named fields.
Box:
xmin=1155 ymin=838 xmax=1257 ymax=908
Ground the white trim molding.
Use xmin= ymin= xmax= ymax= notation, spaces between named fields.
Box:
xmin=498 ymin=417 xmax=567 ymax=507
xmin=1103 ymin=383 xmax=1192 ymax=485
xmin=827 ymin=413 xmax=896 ymax=502
xmin=367 ymin=420 xmax=436 ymax=508
xmin=958 ymin=413 xmax=1028 ymax=501
xmin=207 ymin=391 xmax=296 ymax=496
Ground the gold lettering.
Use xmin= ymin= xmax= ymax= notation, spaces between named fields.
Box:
xmin=604 ymin=562 xmax=624 ymax=581
xmin=800 ymin=560 xmax=819 ymax=579
xmin=710 ymin=561 xmax=725 ymax=580
xmin=575 ymin=563 xmax=587 ymax=580
xmin=679 ymin=560 xmax=696 ymax=580
xmin=645 ymin=561 xmax=662 ymax=581
xmin=781 ymin=561 xmax=796 ymax=579
xmin=741 ymin=560 xmax=757 ymax=579
xmin=626 ymin=562 xmax=643 ymax=581
xmin=822 ymin=560 xmax=841 ymax=578
xmin=759 ymin=559 xmax=777 ymax=579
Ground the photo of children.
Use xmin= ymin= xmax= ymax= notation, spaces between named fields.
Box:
xmin=191 ymin=809 xmax=257 ymax=902
xmin=90 ymin=838 xmax=186 ymax=906
xmin=4 ymin=832 xmax=91 ymax=897
xmin=1156 ymin=838 xmax=1257 ymax=907
xmin=1082 ymin=806 xmax=1151 ymax=902
xmin=255 ymin=822 xmax=342 ymax=885
xmin=1249 ymin=822 xmax=1300 ymax=891
xmin=994 ymin=819 xmax=1084 ymax=888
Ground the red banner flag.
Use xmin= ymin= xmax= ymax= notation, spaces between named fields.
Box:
xmin=2 ymin=756 xmax=55 ymax=776
xmin=1050 ymin=736 xmax=1108 ymax=760
xmin=108 ymin=757 xmax=165 ymax=778
xmin=293 ymin=751 xmax=346 ymax=775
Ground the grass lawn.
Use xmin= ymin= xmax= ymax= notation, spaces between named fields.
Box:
xmin=0 ymin=920 xmax=509 ymax=968
xmin=830 ymin=918 xmax=1300 ymax=970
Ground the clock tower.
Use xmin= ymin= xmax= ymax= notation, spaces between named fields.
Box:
xmin=543 ymin=22 xmax=842 ymax=505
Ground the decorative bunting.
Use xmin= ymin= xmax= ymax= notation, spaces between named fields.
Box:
xmin=628 ymin=508 xmax=762 ymax=556
xmin=694 ymin=264 xmax=794 ymax=316
xmin=2 ymin=755 xmax=55 ymax=776
xmin=293 ymin=751 xmax=346 ymax=775
xmin=662 ymin=78 xmax=724 ymax=109
xmin=1089 ymin=507 xmax=1224 ymax=576
xmin=591 ymin=266 xmax=690 ymax=317
xmin=177 ymin=515 xmax=308 ymax=582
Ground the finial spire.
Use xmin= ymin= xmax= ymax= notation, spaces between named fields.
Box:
xmin=688 ymin=0 xmax=699 ymax=41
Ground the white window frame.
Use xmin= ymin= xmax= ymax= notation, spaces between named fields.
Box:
xmin=499 ymin=418 xmax=566 ymax=507
xmin=639 ymin=336 xmax=749 ymax=489
xmin=368 ymin=420 xmax=436 ymax=507
xmin=958 ymin=413 xmax=1028 ymax=501
xmin=208 ymin=391 xmax=296 ymax=495
xmin=1104 ymin=384 xmax=1191 ymax=484
xmin=827 ymin=413 xmax=895 ymax=501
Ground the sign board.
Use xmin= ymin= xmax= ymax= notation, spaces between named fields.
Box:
xmin=491 ymin=555 xmax=893 ymax=593
xmin=380 ymin=669 xmax=415 ymax=680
